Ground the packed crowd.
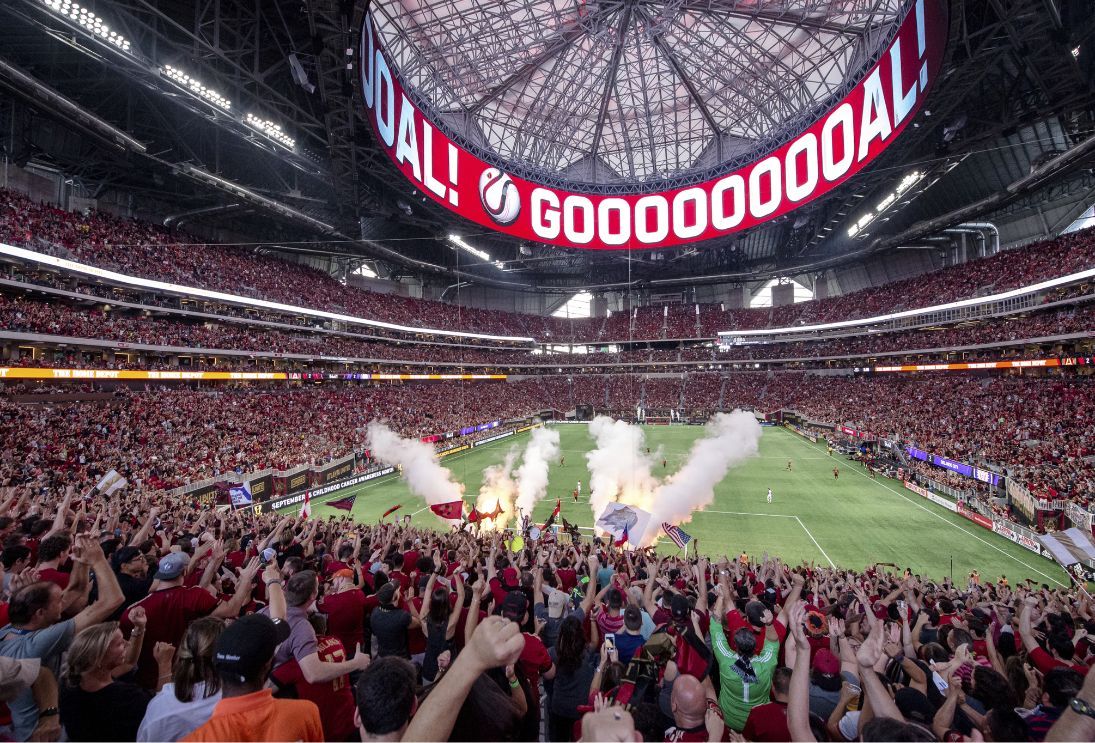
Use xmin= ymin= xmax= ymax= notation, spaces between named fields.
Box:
xmin=4 ymin=188 xmax=1095 ymax=345
xmin=4 ymin=284 xmax=1093 ymax=379
xmin=1 ymin=368 xmax=1092 ymax=509
xmin=0 ymin=486 xmax=1092 ymax=743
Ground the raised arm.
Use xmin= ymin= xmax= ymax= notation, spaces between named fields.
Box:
xmin=786 ymin=602 xmax=817 ymax=742
xmin=403 ymin=616 xmax=526 ymax=742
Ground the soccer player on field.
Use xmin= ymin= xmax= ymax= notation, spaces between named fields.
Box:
xmin=766 ymin=488 xmax=772 ymax=504
xmin=833 ymin=467 xmax=839 ymax=480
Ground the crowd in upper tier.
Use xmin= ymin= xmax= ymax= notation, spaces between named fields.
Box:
xmin=0 ymin=482 xmax=1092 ymax=743
xmin=1 ymin=371 xmax=1092 ymax=508
xmin=2 ymin=286 xmax=1093 ymax=372
xmin=3 ymin=188 xmax=1095 ymax=344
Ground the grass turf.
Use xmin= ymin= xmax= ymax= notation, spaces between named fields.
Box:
xmin=302 ymin=424 xmax=1068 ymax=587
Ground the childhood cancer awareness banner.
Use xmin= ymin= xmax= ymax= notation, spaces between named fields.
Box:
xmin=359 ymin=0 xmax=947 ymax=250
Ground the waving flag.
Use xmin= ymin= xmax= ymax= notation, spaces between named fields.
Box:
xmin=614 ymin=522 xmax=630 ymax=548
xmin=380 ymin=504 xmax=403 ymax=520
xmin=662 ymin=522 xmax=693 ymax=550
xmin=486 ymin=501 xmax=505 ymax=521
xmin=430 ymin=501 xmax=464 ymax=521
xmin=300 ymin=490 xmax=312 ymax=519
xmin=328 ymin=494 xmax=357 ymax=512
xmin=543 ymin=499 xmax=561 ymax=530
xmin=466 ymin=507 xmax=482 ymax=523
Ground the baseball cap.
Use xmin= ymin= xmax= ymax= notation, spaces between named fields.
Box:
xmin=213 ymin=614 xmax=291 ymax=684
xmin=501 ymin=591 xmax=529 ymax=622
xmin=812 ymin=648 xmax=840 ymax=676
xmin=547 ymin=589 xmax=568 ymax=619
xmin=154 ymin=552 xmax=189 ymax=581
xmin=112 ymin=546 xmax=142 ymax=570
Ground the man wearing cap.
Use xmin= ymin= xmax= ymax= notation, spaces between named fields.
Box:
xmin=808 ymin=647 xmax=849 ymax=719
xmin=111 ymin=545 xmax=153 ymax=620
xmin=370 ymin=581 xmax=421 ymax=659
xmin=122 ymin=552 xmax=260 ymax=689
xmin=318 ymin=567 xmax=367 ymax=656
xmin=182 ymin=613 xmax=322 ymax=742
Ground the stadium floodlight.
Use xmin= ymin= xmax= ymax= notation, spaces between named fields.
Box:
xmin=847 ymin=171 xmax=923 ymax=238
xmin=448 ymin=234 xmax=506 ymax=270
xmin=244 ymin=113 xmax=296 ymax=150
xmin=40 ymin=0 xmax=131 ymax=53
xmin=160 ymin=65 xmax=232 ymax=112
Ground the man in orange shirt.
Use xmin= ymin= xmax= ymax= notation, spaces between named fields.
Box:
xmin=183 ymin=613 xmax=322 ymax=742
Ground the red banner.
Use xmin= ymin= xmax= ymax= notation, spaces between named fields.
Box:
xmin=957 ymin=503 xmax=994 ymax=530
xmin=359 ymin=0 xmax=947 ymax=250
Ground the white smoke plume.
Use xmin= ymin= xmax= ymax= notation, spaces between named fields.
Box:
xmin=366 ymin=422 xmax=464 ymax=515
xmin=647 ymin=411 xmax=762 ymax=534
xmin=585 ymin=411 xmax=762 ymax=546
xmin=514 ymin=426 xmax=561 ymax=516
xmin=475 ymin=447 xmax=519 ymax=529
xmin=585 ymin=416 xmax=660 ymax=524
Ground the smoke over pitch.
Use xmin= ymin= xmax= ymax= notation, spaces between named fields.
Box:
xmin=366 ymin=422 xmax=464 ymax=515
xmin=586 ymin=412 xmax=762 ymax=546
xmin=515 ymin=426 xmax=561 ymax=515
xmin=476 ymin=426 xmax=560 ymax=530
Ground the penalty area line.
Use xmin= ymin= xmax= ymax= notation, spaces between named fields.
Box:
xmin=779 ymin=429 xmax=1066 ymax=587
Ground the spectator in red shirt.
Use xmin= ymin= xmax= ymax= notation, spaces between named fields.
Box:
xmin=122 ymin=552 xmax=260 ymax=688
xmin=35 ymin=534 xmax=71 ymax=590
xmin=744 ymin=666 xmax=792 ymax=741
xmin=270 ymin=614 xmax=357 ymax=742
xmin=317 ymin=569 xmax=367 ymax=658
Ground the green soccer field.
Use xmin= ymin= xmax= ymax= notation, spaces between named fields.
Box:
xmin=302 ymin=424 xmax=1068 ymax=586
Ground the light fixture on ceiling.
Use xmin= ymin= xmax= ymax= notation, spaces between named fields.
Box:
xmin=161 ymin=65 xmax=232 ymax=111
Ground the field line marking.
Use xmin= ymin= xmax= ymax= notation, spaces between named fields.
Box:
xmin=796 ymin=516 xmax=836 ymax=567
xmin=777 ymin=428 xmax=1066 ymax=586
xmin=700 ymin=509 xmax=799 ymax=519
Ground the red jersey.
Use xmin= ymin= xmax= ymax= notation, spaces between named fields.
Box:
xmin=743 ymin=701 xmax=790 ymax=742
xmin=271 ymin=635 xmax=356 ymax=742
xmin=122 ymin=585 xmax=220 ymax=688
xmin=37 ymin=567 xmax=70 ymax=590
xmin=518 ymin=632 xmax=553 ymax=690
xmin=556 ymin=568 xmax=578 ymax=592
xmin=318 ymin=589 xmax=367 ymax=656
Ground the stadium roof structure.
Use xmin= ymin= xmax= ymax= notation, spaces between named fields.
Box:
xmin=368 ymin=0 xmax=904 ymax=189
xmin=0 ymin=0 xmax=1092 ymax=292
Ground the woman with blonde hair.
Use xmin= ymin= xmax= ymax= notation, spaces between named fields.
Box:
xmin=59 ymin=607 xmax=174 ymax=741
xmin=137 ymin=617 xmax=225 ymax=742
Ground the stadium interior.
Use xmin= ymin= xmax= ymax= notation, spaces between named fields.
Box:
xmin=1 ymin=0 xmax=1095 ymax=741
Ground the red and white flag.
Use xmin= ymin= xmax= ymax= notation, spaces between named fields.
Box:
xmin=300 ymin=490 xmax=312 ymax=519
xmin=430 ymin=500 xmax=464 ymax=521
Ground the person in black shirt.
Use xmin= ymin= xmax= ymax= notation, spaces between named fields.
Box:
xmin=110 ymin=546 xmax=153 ymax=621
xmin=370 ymin=582 xmax=421 ymax=660
xmin=59 ymin=614 xmax=173 ymax=741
